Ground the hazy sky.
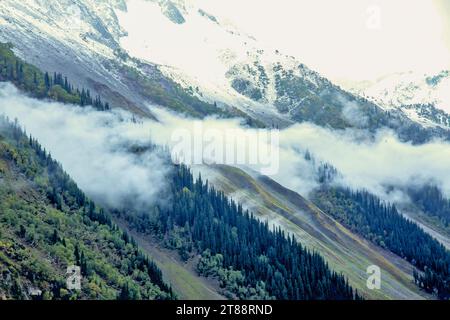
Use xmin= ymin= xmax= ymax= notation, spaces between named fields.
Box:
xmin=199 ymin=0 xmax=450 ymax=81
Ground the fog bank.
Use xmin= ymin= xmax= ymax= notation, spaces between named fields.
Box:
xmin=2 ymin=82 xmax=450 ymax=210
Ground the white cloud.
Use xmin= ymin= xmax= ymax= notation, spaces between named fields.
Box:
xmin=2 ymin=82 xmax=450 ymax=211
xmin=0 ymin=83 xmax=170 ymax=209
xmin=279 ymin=124 xmax=450 ymax=202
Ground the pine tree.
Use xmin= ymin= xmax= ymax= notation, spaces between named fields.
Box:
xmin=51 ymin=229 xmax=59 ymax=244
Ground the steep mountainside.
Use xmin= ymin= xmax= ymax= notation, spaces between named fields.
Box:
xmin=1 ymin=0 xmax=449 ymax=302
xmin=311 ymin=186 xmax=450 ymax=299
xmin=0 ymin=98 xmax=363 ymax=300
xmin=194 ymin=164 xmax=431 ymax=300
xmin=1 ymin=0 xmax=449 ymax=140
xmin=0 ymin=115 xmax=173 ymax=300
xmin=117 ymin=163 xmax=361 ymax=300
xmin=344 ymin=70 xmax=450 ymax=129
xmin=0 ymin=0 xmax=256 ymax=123
xmin=348 ymin=70 xmax=450 ymax=112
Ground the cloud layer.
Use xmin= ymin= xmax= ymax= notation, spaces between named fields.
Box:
xmin=0 ymin=83 xmax=170 ymax=209
xmin=2 ymin=82 xmax=450 ymax=211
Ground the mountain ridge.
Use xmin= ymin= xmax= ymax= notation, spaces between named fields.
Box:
xmin=2 ymin=0 xmax=450 ymax=140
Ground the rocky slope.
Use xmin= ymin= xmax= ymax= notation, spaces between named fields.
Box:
xmin=2 ymin=0 xmax=449 ymax=137
xmin=344 ymin=70 xmax=450 ymax=129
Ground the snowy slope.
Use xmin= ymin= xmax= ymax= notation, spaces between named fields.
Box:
xmin=1 ymin=0 xmax=449 ymax=134
xmin=0 ymin=0 xmax=157 ymax=116
xmin=0 ymin=0 xmax=295 ymax=125
xmin=116 ymin=0 xmax=299 ymax=125
xmin=0 ymin=0 xmax=129 ymax=72
xmin=354 ymin=70 xmax=450 ymax=111
xmin=116 ymin=0 xmax=348 ymax=126
xmin=115 ymin=0 xmax=450 ymax=134
xmin=344 ymin=70 xmax=450 ymax=129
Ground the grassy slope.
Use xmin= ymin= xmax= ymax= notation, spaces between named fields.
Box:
xmin=116 ymin=220 xmax=225 ymax=300
xmin=197 ymin=164 xmax=431 ymax=300
xmin=396 ymin=205 xmax=450 ymax=250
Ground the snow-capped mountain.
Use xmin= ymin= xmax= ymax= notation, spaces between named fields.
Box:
xmin=115 ymin=0 xmax=385 ymax=129
xmin=0 ymin=0 xmax=153 ymax=116
xmin=1 ymin=0 xmax=449 ymax=137
xmin=115 ymin=0 xmax=309 ymax=126
xmin=352 ymin=70 xmax=450 ymax=111
xmin=344 ymin=70 xmax=450 ymax=129
xmin=0 ymin=0 xmax=292 ymax=125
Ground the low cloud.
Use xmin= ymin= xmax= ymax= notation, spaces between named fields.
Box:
xmin=279 ymin=124 xmax=450 ymax=203
xmin=0 ymin=83 xmax=170 ymax=209
xmin=338 ymin=94 xmax=369 ymax=127
xmin=2 ymin=81 xmax=450 ymax=213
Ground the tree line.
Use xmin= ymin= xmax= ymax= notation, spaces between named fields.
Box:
xmin=0 ymin=42 xmax=109 ymax=111
xmin=408 ymin=184 xmax=450 ymax=227
xmin=312 ymin=187 xmax=450 ymax=299
xmin=123 ymin=165 xmax=361 ymax=300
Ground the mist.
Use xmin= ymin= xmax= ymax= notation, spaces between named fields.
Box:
xmin=0 ymin=83 xmax=170 ymax=209
xmin=2 ymin=82 xmax=450 ymax=213
xmin=279 ymin=124 xmax=450 ymax=203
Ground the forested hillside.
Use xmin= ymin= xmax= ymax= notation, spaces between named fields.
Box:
xmin=0 ymin=43 xmax=110 ymax=111
xmin=0 ymin=42 xmax=263 ymax=126
xmin=0 ymin=115 xmax=173 ymax=300
xmin=0 ymin=111 xmax=363 ymax=300
xmin=0 ymin=39 xmax=365 ymax=300
xmin=407 ymin=184 xmax=450 ymax=228
xmin=120 ymin=165 xmax=361 ymax=300
xmin=312 ymin=187 xmax=450 ymax=299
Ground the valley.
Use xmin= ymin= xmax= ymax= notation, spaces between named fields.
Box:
xmin=1 ymin=0 xmax=450 ymax=301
